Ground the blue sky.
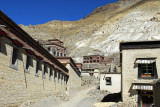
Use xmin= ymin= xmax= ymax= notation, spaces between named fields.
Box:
xmin=1 ymin=0 xmax=119 ymax=25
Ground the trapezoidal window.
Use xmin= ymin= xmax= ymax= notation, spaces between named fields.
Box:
xmin=54 ymin=70 xmax=57 ymax=82
xmin=49 ymin=68 xmax=53 ymax=80
xmin=25 ymin=55 xmax=31 ymax=73
xmin=43 ymin=65 xmax=48 ymax=79
xmin=10 ymin=48 xmax=19 ymax=70
xmin=35 ymin=61 xmax=40 ymax=77
xmin=60 ymin=53 xmax=63 ymax=56
xmin=105 ymin=77 xmax=111 ymax=85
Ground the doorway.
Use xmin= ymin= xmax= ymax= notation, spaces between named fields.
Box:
xmin=138 ymin=90 xmax=153 ymax=107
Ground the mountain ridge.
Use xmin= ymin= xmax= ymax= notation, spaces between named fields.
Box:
xmin=20 ymin=0 xmax=160 ymax=62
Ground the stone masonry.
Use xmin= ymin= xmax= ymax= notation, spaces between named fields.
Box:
xmin=0 ymin=37 xmax=67 ymax=107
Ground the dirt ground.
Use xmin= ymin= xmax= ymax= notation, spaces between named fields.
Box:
xmin=20 ymin=84 xmax=109 ymax=107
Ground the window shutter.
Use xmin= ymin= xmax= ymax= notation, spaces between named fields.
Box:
xmin=154 ymin=63 xmax=158 ymax=79
xmin=138 ymin=64 xmax=141 ymax=79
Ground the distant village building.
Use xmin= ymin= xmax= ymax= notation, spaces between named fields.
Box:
xmin=83 ymin=55 xmax=104 ymax=64
xmin=75 ymin=63 xmax=82 ymax=72
xmin=100 ymin=72 xmax=121 ymax=93
xmin=81 ymin=68 xmax=99 ymax=78
xmin=99 ymin=57 xmax=114 ymax=65
xmin=38 ymin=39 xmax=67 ymax=57
xmin=82 ymin=54 xmax=118 ymax=78
xmin=0 ymin=10 xmax=69 ymax=107
xmin=120 ymin=41 xmax=160 ymax=107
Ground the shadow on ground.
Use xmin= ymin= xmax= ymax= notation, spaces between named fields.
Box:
xmin=101 ymin=92 xmax=122 ymax=102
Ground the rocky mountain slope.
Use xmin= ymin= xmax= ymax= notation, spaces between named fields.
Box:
xmin=20 ymin=0 xmax=160 ymax=62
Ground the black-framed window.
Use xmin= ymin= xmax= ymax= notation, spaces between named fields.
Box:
xmin=25 ymin=55 xmax=31 ymax=73
xmin=54 ymin=69 xmax=57 ymax=82
xmin=105 ymin=77 xmax=111 ymax=85
xmin=49 ymin=68 xmax=53 ymax=80
xmin=61 ymin=74 xmax=63 ymax=84
xmin=58 ymin=71 xmax=60 ymax=83
xmin=48 ymin=47 xmax=50 ymax=51
xmin=89 ymin=73 xmax=93 ymax=76
xmin=53 ymin=52 xmax=56 ymax=56
xmin=43 ymin=65 xmax=48 ymax=79
xmin=10 ymin=48 xmax=19 ymax=70
xmin=138 ymin=63 xmax=157 ymax=79
xmin=35 ymin=61 xmax=40 ymax=77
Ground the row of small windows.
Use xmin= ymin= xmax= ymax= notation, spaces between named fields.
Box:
xmin=48 ymin=47 xmax=66 ymax=53
xmin=83 ymin=60 xmax=100 ymax=63
xmin=52 ymin=51 xmax=66 ymax=57
xmin=0 ymin=29 xmax=68 ymax=81
xmin=84 ymin=57 xmax=100 ymax=60
xmin=10 ymin=47 xmax=67 ymax=82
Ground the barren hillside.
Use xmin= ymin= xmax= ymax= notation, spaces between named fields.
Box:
xmin=20 ymin=0 xmax=160 ymax=62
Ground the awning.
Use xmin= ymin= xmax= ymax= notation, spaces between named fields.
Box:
xmin=132 ymin=84 xmax=153 ymax=90
xmin=135 ymin=59 xmax=156 ymax=64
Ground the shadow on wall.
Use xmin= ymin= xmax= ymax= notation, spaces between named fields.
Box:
xmin=101 ymin=92 xmax=122 ymax=102
xmin=129 ymin=84 xmax=137 ymax=97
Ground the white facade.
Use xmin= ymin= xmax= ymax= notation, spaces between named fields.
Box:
xmin=100 ymin=73 xmax=121 ymax=93
xmin=93 ymin=68 xmax=99 ymax=78
xmin=81 ymin=72 xmax=90 ymax=77
xmin=81 ymin=69 xmax=100 ymax=79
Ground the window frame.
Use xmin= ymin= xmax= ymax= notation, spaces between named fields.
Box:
xmin=138 ymin=63 xmax=157 ymax=79
xmin=10 ymin=47 xmax=19 ymax=70
xmin=60 ymin=53 xmax=63 ymax=56
xmin=54 ymin=69 xmax=57 ymax=82
xmin=49 ymin=68 xmax=53 ymax=80
xmin=25 ymin=55 xmax=31 ymax=73
xmin=43 ymin=64 xmax=48 ymax=79
xmin=35 ymin=60 xmax=40 ymax=77
xmin=105 ymin=77 xmax=112 ymax=85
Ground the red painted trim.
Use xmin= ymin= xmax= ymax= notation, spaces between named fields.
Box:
xmin=12 ymin=39 xmax=23 ymax=47
xmin=49 ymin=64 xmax=55 ymax=68
xmin=0 ymin=29 xmax=7 ymax=37
xmin=36 ymin=55 xmax=43 ymax=60
xmin=25 ymin=48 xmax=34 ymax=55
